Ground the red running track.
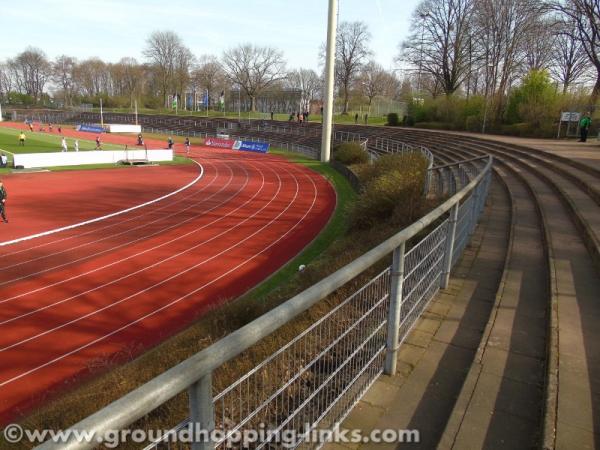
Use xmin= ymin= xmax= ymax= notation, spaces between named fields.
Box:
xmin=0 ymin=127 xmax=336 ymax=424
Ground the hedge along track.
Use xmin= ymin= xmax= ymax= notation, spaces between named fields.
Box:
xmin=375 ymin=129 xmax=599 ymax=449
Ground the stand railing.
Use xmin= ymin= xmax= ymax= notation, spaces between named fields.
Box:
xmin=36 ymin=151 xmax=493 ymax=450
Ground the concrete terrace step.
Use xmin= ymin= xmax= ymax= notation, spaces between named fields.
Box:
xmin=325 ymin=176 xmax=511 ymax=450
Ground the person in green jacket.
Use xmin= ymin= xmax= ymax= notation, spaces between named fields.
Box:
xmin=579 ymin=112 xmax=592 ymax=142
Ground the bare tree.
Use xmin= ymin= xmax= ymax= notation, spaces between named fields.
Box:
xmin=8 ymin=47 xmax=51 ymax=101
xmin=522 ymin=18 xmax=557 ymax=72
xmin=143 ymin=31 xmax=191 ymax=106
xmin=357 ymin=61 xmax=396 ymax=104
xmin=74 ymin=58 xmax=108 ymax=96
xmin=552 ymin=0 xmax=600 ymax=103
xmin=401 ymin=0 xmax=475 ymax=96
xmin=52 ymin=55 xmax=77 ymax=106
xmin=191 ymin=55 xmax=226 ymax=107
xmin=222 ymin=44 xmax=287 ymax=111
xmin=334 ymin=21 xmax=372 ymax=114
xmin=286 ymin=68 xmax=322 ymax=111
xmin=550 ymin=16 xmax=591 ymax=93
xmin=0 ymin=62 xmax=13 ymax=99
xmin=473 ymin=0 xmax=545 ymax=121
xmin=111 ymin=57 xmax=144 ymax=107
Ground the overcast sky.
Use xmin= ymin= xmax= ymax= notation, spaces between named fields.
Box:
xmin=0 ymin=0 xmax=421 ymax=71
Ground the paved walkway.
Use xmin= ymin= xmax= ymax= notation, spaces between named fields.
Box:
xmin=453 ymin=131 xmax=600 ymax=172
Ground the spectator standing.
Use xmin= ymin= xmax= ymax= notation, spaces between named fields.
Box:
xmin=0 ymin=180 xmax=8 ymax=223
xmin=270 ymin=110 xmax=274 ymax=121
xmin=354 ymin=113 xmax=359 ymax=124
xmin=185 ymin=137 xmax=191 ymax=155
xmin=364 ymin=114 xmax=369 ymax=125
xmin=58 ymin=126 xmax=62 ymax=134
xmin=579 ymin=112 xmax=592 ymax=142
xmin=95 ymin=136 xmax=102 ymax=150
xmin=167 ymin=137 xmax=174 ymax=149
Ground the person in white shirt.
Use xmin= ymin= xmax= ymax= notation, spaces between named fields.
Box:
xmin=74 ymin=140 xmax=79 ymax=152
xmin=0 ymin=153 xmax=7 ymax=168
xmin=61 ymin=137 xmax=68 ymax=152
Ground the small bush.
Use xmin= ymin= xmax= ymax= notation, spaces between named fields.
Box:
xmin=403 ymin=115 xmax=415 ymax=126
xmin=333 ymin=142 xmax=369 ymax=165
xmin=386 ymin=113 xmax=400 ymax=126
xmin=465 ymin=115 xmax=482 ymax=132
xmin=350 ymin=153 xmax=429 ymax=230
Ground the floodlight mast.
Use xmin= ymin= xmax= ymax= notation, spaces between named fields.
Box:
xmin=320 ymin=0 xmax=338 ymax=163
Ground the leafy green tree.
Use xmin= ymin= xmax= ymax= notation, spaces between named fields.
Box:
xmin=506 ymin=69 xmax=558 ymax=126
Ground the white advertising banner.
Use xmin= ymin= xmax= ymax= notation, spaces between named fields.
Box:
xmin=108 ymin=124 xmax=142 ymax=133
xmin=13 ymin=149 xmax=173 ymax=169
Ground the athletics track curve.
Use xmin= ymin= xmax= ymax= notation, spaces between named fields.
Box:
xmin=0 ymin=125 xmax=336 ymax=423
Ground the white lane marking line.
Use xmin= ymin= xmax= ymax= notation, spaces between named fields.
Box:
xmin=0 ymin=161 xmax=219 ymax=271
xmin=0 ymin=157 xmax=320 ymax=387
xmin=0 ymin=161 xmax=204 ymax=247
xmin=0 ymin=161 xmax=247 ymax=316
xmin=0 ymin=161 xmax=260 ymax=332
xmin=0 ymin=156 xmax=216 ymax=262
xmin=0 ymin=161 xmax=222 ymax=282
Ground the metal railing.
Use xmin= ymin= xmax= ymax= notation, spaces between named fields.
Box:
xmin=36 ymin=148 xmax=493 ymax=450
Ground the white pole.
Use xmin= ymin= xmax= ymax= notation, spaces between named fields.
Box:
xmin=0 ymin=102 xmax=3 ymax=122
xmin=100 ymin=98 xmax=104 ymax=128
xmin=320 ymin=0 xmax=338 ymax=163
xmin=134 ymin=100 xmax=138 ymax=125
xmin=206 ymin=89 xmax=209 ymax=118
xmin=238 ymin=87 xmax=241 ymax=121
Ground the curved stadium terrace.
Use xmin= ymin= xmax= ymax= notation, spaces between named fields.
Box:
xmin=12 ymin=111 xmax=600 ymax=450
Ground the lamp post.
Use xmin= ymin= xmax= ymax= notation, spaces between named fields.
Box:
xmin=237 ymin=85 xmax=241 ymax=121
xmin=320 ymin=0 xmax=338 ymax=163
xmin=481 ymin=63 xmax=494 ymax=134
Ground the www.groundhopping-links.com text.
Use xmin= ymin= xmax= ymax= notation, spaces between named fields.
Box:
xmin=3 ymin=423 xmax=420 ymax=448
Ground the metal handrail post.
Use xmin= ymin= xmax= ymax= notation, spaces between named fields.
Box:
xmin=469 ymin=185 xmax=480 ymax=236
xmin=188 ymin=373 xmax=215 ymax=450
xmin=441 ymin=203 xmax=459 ymax=289
xmin=384 ymin=242 xmax=406 ymax=376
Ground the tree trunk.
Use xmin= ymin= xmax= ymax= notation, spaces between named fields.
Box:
xmin=591 ymin=73 xmax=600 ymax=107
xmin=342 ymin=86 xmax=349 ymax=115
xmin=251 ymin=96 xmax=256 ymax=112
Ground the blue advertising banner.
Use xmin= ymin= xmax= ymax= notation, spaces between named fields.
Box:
xmin=233 ymin=140 xmax=270 ymax=153
xmin=76 ymin=124 xmax=105 ymax=133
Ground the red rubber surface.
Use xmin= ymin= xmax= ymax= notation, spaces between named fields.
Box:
xmin=0 ymin=124 xmax=336 ymax=424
